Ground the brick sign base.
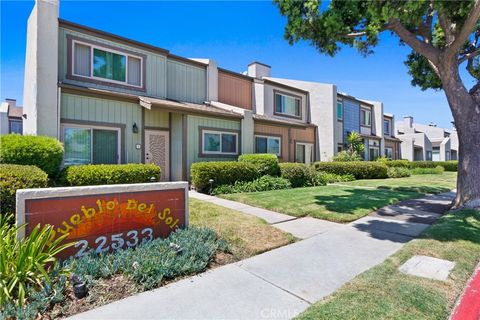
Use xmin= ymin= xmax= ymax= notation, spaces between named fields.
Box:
xmin=16 ymin=182 xmax=188 ymax=260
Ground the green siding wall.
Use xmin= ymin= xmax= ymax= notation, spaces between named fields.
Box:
xmin=60 ymin=92 xmax=143 ymax=163
xmin=59 ymin=27 xmax=167 ymax=98
xmin=170 ymin=113 xmax=184 ymax=181
xmin=144 ymin=108 xmax=169 ymax=128
xmin=186 ymin=115 xmax=241 ymax=178
xmin=167 ymin=60 xmax=207 ymax=104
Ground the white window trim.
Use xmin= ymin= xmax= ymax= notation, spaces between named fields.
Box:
xmin=72 ymin=39 xmax=144 ymax=88
xmin=274 ymin=92 xmax=301 ymax=117
xmin=61 ymin=123 xmax=121 ymax=165
xmin=254 ymin=135 xmax=281 ymax=156
xmin=202 ymin=130 xmax=239 ymax=155
xmin=361 ymin=108 xmax=372 ymax=126
xmin=384 ymin=119 xmax=391 ymax=135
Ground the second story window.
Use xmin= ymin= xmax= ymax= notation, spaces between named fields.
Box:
xmin=72 ymin=40 xmax=143 ymax=88
xmin=274 ymin=92 xmax=301 ymax=118
xmin=384 ymin=119 xmax=391 ymax=135
xmin=360 ymin=108 xmax=371 ymax=126
xmin=337 ymin=101 xmax=343 ymax=120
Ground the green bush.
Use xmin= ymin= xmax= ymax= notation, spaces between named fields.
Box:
xmin=436 ymin=161 xmax=458 ymax=171
xmin=410 ymin=165 xmax=445 ymax=175
xmin=0 ymin=164 xmax=48 ymax=215
xmin=212 ymin=175 xmax=291 ymax=195
xmin=315 ymin=171 xmax=356 ymax=184
xmin=377 ymin=159 xmax=411 ymax=168
xmin=333 ymin=150 xmax=362 ymax=162
xmin=60 ymin=164 xmax=161 ymax=186
xmin=314 ymin=161 xmax=388 ymax=179
xmin=0 ymin=214 xmax=73 ymax=307
xmin=279 ymin=163 xmax=311 ymax=188
xmin=411 ymin=161 xmax=457 ymax=171
xmin=190 ymin=161 xmax=260 ymax=192
xmin=387 ymin=167 xmax=411 ymax=178
xmin=0 ymin=135 xmax=63 ymax=177
xmin=238 ymin=154 xmax=280 ymax=176
xmin=67 ymin=227 xmax=226 ymax=290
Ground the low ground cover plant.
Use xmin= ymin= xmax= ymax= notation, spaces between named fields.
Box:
xmin=0 ymin=164 xmax=49 ymax=215
xmin=60 ymin=164 xmax=161 ymax=186
xmin=238 ymin=154 xmax=280 ymax=176
xmin=410 ymin=165 xmax=445 ymax=175
xmin=0 ymin=134 xmax=63 ymax=177
xmin=212 ymin=175 xmax=291 ymax=195
xmin=191 ymin=161 xmax=260 ymax=192
xmin=314 ymin=161 xmax=388 ymax=179
xmin=387 ymin=167 xmax=411 ymax=178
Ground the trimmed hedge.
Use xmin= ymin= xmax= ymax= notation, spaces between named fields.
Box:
xmin=387 ymin=167 xmax=411 ymax=178
xmin=191 ymin=161 xmax=260 ymax=192
xmin=238 ymin=154 xmax=280 ymax=176
xmin=314 ymin=161 xmax=388 ymax=179
xmin=410 ymin=165 xmax=445 ymax=175
xmin=0 ymin=134 xmax=63 ymax=177
xmin=279 ymin=163 xmax=311 ymax=188
xmin=0 ymin=164 xmax=48 ymax=214
xmin=380 ymin=159 xmax=458 ymax=171
xmin=212 ymin=175 xmax=291 ymax=195
xmin=60 ymin=164 xmax=161 ymax=186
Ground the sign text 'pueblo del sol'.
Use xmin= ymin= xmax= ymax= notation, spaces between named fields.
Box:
xmin=16 ymin=182 xmax=189 ymax=260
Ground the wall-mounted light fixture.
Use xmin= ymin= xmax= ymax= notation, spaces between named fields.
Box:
xmin=132 ymin=122 xmax=139 ymax=133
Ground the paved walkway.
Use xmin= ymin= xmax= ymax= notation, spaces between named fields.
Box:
xmin=69 ymin=191 xmax=455 ymax=320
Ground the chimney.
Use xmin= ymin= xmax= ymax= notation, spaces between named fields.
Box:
xmin=428 ymin=122 xmax=437 ymax=127
xmin=247 ymin=61 xmax=271 ymax=79
xmin=5 ymin=99 xmax=16 ymax=108
xmin=403 ymin=115 xmax=413 ymax=128
xmin=22 ymin=0 xmax=59 ymax=137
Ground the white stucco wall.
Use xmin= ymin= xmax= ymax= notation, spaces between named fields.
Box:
xmin=0 ymin=102 xmax=9 ymax=135
xmin=22 ymin=0 xmax=59 ymax=137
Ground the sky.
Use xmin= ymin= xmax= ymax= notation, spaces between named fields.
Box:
xmin=0 ymin=0 xmax=463 ymax=129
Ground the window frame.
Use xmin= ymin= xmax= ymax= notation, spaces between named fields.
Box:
xmin=383 ymin=119 xmax=391 ymax=136
xmin=201 ymin=129 xmax=239 ymax=156
xmin=60 ymin=123 xmax=121 ymax=165
xmin=273 ymin=90 xmax=302 ymax=119
xmin=385 ymin=147 xmax=393 ymax=159
xmin=295 ymin=142 xmax=314 ymax=164
xmin=8 ymin=119 xmax=22 ymax=134
xmin=337 ymin=100 xmax=343 ymax=121
xmin=254 ymin=135 xmax=282 ymax=156
xmin=69 ymin=37 xmax=145 ymax=90
xmin=360 ymin=107 xmax=372 ymax=127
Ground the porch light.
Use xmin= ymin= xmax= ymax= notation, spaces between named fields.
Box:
xmin=132 ymin=122 xmax=139 ymax=133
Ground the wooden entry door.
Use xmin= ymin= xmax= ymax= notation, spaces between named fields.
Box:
xmin=145 ymin=130 xmax=170 ymax=181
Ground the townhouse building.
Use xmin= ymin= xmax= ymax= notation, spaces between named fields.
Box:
xmin=396 ymin=116 xmax=458 ymax=161
xmin=21 ymin=0 xmax=398 ymax=182
xmin=0 ymin=99 xmax=24 ymax=135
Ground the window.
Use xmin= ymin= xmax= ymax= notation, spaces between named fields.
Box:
xmin=368 ymin=139 xmax=379 ymax=160
xmin=384 ymin=119 xmax=391 ymax=135
xmin=337 ymin=101 xmax=343 ymax=120
xmin=73 ymin=40 xmax=142 ymax=87
xmin=62 ymin=125 xmax=120 ymax=165
xmin=360 ymin=108 xmax=371 ymax=126
xmin=274 ymin=92 xmax=301 ymax=117
xmin=295 ymin=143 xmax=314 ymax=164
xmin=9 ymin=120 xmax=22 ymax=134
xmin=337 ymin=144 xmax=343 ymax=152
xmin=202 ymin=130 xmax=238 ymax=155
xmin=255 ymin=135 xmax=281 ymax=156
xmin=385 ymin=147 xmax=393 ymax=159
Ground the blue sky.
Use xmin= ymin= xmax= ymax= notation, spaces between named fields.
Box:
xmin=1 ymin=0 xmax=459 ymax=128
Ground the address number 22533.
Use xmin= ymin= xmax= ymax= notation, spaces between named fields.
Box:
xmin=74 ymin=228 xmax=153 ymax=258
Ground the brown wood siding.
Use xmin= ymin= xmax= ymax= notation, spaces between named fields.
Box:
xmin=385 ymin=140 xmax=400 ymax=159
xmin=254 ymin=122 xmax=315 ymax=162
xmin=218 ymin=71 xmax=252 ymax=110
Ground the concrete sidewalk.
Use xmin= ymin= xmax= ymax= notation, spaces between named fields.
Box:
xmin=69 ymin=191 xmax=455 ymax=320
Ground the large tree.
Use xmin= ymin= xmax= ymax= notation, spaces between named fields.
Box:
xmin=275 ymin=0 xmax=480 ymax=209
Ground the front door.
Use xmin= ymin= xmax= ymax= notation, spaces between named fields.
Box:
xmin=145 ymin=130 xmax=170 ymax=181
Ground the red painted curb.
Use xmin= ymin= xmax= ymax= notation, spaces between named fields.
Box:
xmin=451 ymin=266 xmax=480 ymax=320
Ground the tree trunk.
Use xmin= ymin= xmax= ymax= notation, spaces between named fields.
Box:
xmin=439 ymin=59 xmax=480 ymax=209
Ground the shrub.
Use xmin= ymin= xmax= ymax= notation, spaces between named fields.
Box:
xmin=60 ymin=164 xmax=161 ymax=186
xmin=410 ymin=165 xmax=445 ymax=175
xmin=387 ymin=167 xmax=411 ymax=178
xmin=279 ymin=163 xmax=311 ymax=188
xmin=436 ymin=161 xmax=458 ymax=171
xmin=411 ymin=161 xmax=457 ymax=171
xmin=314 ymin=161 xmax=388 ymax=179
xmin=381 ymin=159 xmax=412 ymax=168
xmin=0 ymin=214 xmax=73 ymax=307
xmin=0 ymin=134 xmax=63 ymax=177
xmin=333 ymin=150 xmax=362 ymax=162
xmin=190 ymin=161 xmax=260 ymax=192
xmin=67 ymin=227 xmax=226 ymax=290
xmin=315 ymin=171 xmax=356 ymax=184
xmin=0 ymin=164 xmax=48 ymax=215
xmin=238 ymin=154 xmax=280 ymax=176
xmin=212 ymin=175 xmax=291 ymax=195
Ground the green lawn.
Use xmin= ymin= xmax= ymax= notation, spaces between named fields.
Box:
xmin=297 ymin=209 xmax=480 ymax=320
xmin=189 ymin=198 xmax=294 ymax=260
xmin=220 ymin=173 xmax=457 ymax=223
